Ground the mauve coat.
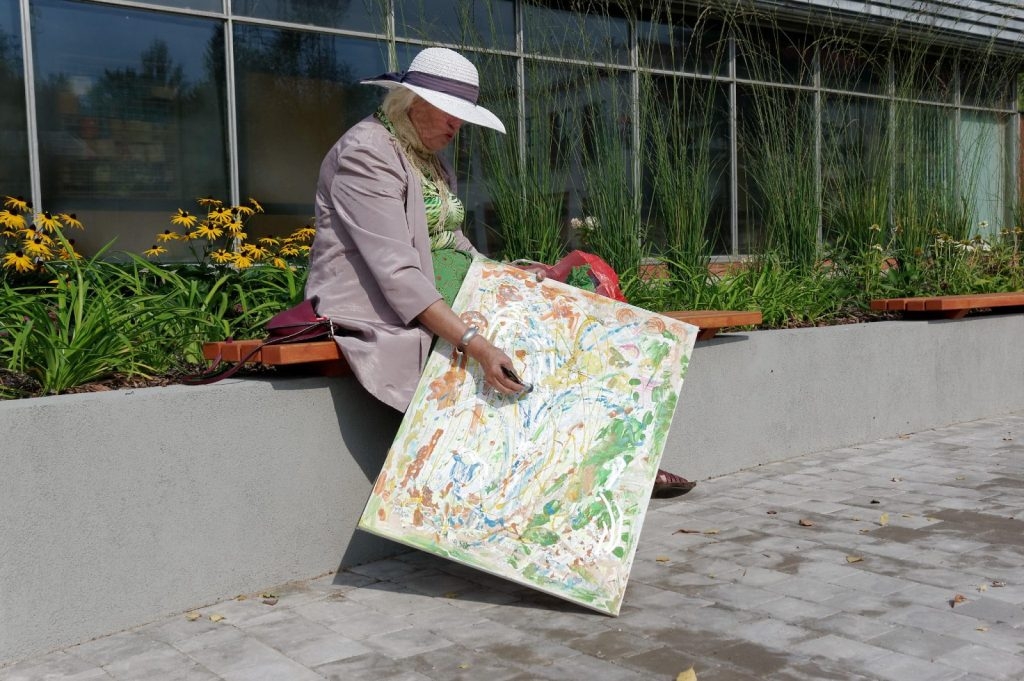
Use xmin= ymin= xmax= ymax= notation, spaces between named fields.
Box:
xmin=305 ymin=115 xmax=478 ymax=412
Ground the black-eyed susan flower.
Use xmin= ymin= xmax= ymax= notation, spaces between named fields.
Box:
xmin=278 ymin=244 xmax=300 ymax=257
xmin=225 ymin=219 xmax=245 ymax=236
xmin=143 ymin=245 xmax=167 ymax=257
xmin=0 ymin=210 xmax=27 ymax=230
xmin=23 ymin=238 xmax=52 ymax=259
xmin=258 ymin=237 xmax=279 ymax=247
xmin=271 ymin=257 xmax=288 ymax=269
xmin=248 ymin=198 xmax=264 ymax=213
xmin=35 ymin=211 xmax=61 ymax=233
xmin=210 ymin=249 xmax=235 ymax=264
xmin=58 ymin=212 xmax=83 ymax=229
xmin=193 ymin=222 xmax=224 ymax=240
xmin=240 ymin=243 xmax=268 ymax=260
xmin=4 ymin=196 xmax=30 ymax=213
xmin=209 ymin=207 xmax=232 ymax=223
xmin=171 ymin=209 xmax=197 ymax=229
xmin=234 ymin=254 xmax=253 ymax=269
xmin=292 ymin=225 xmax=316 ymax=241
xmin=156 ymin=229 xmax=179 ymax=242
xmin=57 ymin=244 xmax=82 ymax=260
xmin=197 ymin=196 xmax=222 ymax=208
xmin=2 ymin=250 xmax=34 ymax=272
xmin=234 ymin=204 xmax=254 ymax=217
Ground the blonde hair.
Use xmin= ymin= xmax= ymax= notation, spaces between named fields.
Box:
xmin=382 ymin=88 xmax=419 ymax=120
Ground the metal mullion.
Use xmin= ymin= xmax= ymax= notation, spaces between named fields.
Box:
xmin=224 ymin=8 xmax=240 ymax=207
xmin=728 ymin=32 xmax=739 ymax=256
xmin=19 ymin=0 xmax=40 ymax=210
xmin=629 ymin=13 xmax=641 ymax=226
xmin=813 ymin=41 xmax=822 ymax=244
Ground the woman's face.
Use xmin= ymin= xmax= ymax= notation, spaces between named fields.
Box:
xmin=408 ymin=97 xmax=464 ymax=152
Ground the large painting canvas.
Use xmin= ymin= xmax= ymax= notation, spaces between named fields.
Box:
xmin=358 ymin=259 xmax=697 ymax=615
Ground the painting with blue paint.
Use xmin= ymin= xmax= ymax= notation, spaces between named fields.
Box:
xmin=358 ymin=259 xmax=697 ymax=615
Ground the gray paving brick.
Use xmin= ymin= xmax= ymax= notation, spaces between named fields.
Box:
xmin=6 ymin=412 xmax=1024 ymax=681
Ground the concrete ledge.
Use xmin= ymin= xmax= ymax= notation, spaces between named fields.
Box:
xmin=2 ymin=313 xmax=1023 ymax=663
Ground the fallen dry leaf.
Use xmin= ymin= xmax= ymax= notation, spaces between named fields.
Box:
xmin=656 ymin=556 xmax=671 ymax=563
xmin=991 ymin=580 xmax=1006 ymax=587
xmin=950 ymin=594 xmax=967 ymax=608
xmin=846 ymin=555 xmax=863 ymax=563
xmin=798 ymin=519 xmax=815 ymax=527
xmin=879 ymin=513 xmax=889 ymax=527
xmin=702 ymin=529 xmax=720 ymax=535
xmin=674 ymin=528 xmax=702 ymax=534
xmin=976 ymin=626 xmax=989 ymax=632
xmin=185 ymin=611 xmax=201 ymax=622
xmin=235 ymin=594 xmax=247 ymax=601
xmin=676 ymin=668 xmax=697 ymax=681
xmin=209 ymin=613 xmax=225 ymax=622
xmin=261 ymin=597 xmax=279 ymax=606
xmin=260 ymin=592 xmax=276 ymax=599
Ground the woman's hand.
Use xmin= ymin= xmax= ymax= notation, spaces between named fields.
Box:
xmin=464 ymin=335 xmax=527 ymax=395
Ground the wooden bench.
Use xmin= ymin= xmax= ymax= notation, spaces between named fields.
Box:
xmin=870 ymin=292 xmax=1024 ymax=319
xmin=662 ymin=309 xmax=763 ymax=340
xmin=201 ymin=309 xmax=762 ymax=375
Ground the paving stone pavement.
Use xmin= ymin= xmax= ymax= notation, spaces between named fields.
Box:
xmin=4 ymin=412 xmax=1023 ymax=681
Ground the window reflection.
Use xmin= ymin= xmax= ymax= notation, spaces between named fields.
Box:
xmin=233 ymin=25 xmax=387 ymax=227
xmin=641 ymin=76 xmax=730 ymax=256
xmin=637 ymin=15 xmax=726 ymax=76
xmin=736 ymin=26 xmax=814 ymax=86
xmin=819 ymin=40 xmax=887 ymax=95
xmin=0 ymin=0 xmax=29 ymax=198
xmin=396 ymin=0 xmax=514 ymax=50
xmin=522 ymin=1 xmax=629 ymax=65
xmin=232 ymin=0 xmax=383 ymax=34
xmin=32 ymin=0 xmax=228 ymax=254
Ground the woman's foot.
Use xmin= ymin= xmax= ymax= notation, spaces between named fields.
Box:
xmin=652 ymin=469 xmax=696 ymax=498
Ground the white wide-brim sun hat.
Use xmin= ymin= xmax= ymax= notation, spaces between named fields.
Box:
xmin=361 ymin=47 xmax=506 ymax=133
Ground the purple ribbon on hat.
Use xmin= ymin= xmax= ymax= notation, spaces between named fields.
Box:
xmin=370 ymin=70 xmax=480 ymax=104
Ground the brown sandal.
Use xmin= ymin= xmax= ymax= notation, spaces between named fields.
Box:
xmin=652 ymin=469 xmax=696 ymax=498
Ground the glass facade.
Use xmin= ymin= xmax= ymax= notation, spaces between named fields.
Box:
xmin=3 ymin=0 xmax=1021 ymax=259
xmin=1 ymin=0 xmax=29 ymax=199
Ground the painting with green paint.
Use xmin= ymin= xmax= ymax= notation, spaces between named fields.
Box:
xmin=358 ymin=259 xmax=697 ymax=615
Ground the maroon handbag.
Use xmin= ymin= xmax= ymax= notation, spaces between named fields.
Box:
xmin=185 ymin=296 xmax=335 ymax=384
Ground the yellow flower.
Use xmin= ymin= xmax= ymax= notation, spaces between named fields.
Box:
xmin=225 ymin=219 xmax=245 ymax=236
xmin=240 ymin=243 xmax=268 ymax=260
xmin=248 ymin=198 xmax=264 ymax=213
xmin=35 ymin=211 xmax=62 ymax=233
xmin=291 ymin=225 xmax=316 ymax=242
xmin=23 ymin=238 xmax=52 ymax=259
xmin=59 ymin=213 xmax=83 ymax=229
xmin=171 ymin=209 xmax=197 ymax=229
xmin=197 ymin=196 xmax=222 ymax=208
xmin=181 ymin=228 xmax=202 ymax=241
xmin=209 ymin=207 xmax=233 ymax=223
xmin=0 ymin=210 xmax=26 ymax=230
xmin=234 ymin=204 xmax=254 ymax=217
xmin=258 ymin=237 xmax=279 ymax=247
xmin=278 ymin=244 xmax=300 ymax=257
xmin=58 ymin=244 xmax=82 ymax=260
xmin=156 ymin=229 xmax=179 ymax=242
xmin=271 ymin=257 xmax=288 ymax=269
xmin=4 ymin=196 xmax=30 ymax=213
xmin=210 ymin=249 xmax=235 ymax=264
xmin=2 ymin=250 xmax=33 ymax=272
xmin=143 ymin=245 xmax=167 ymax=257
xmin=193 ymin=222 xmax=224 ymax=240
xmin=234 ymin=254 xmax=253 ymax=269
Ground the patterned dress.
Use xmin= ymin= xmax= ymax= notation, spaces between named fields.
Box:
xmin=375 ymin=108 xmax=473 ymax=307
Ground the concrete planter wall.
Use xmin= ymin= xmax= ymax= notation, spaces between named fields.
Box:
xmin=2 ymin=314 xmax=1023 ymax=664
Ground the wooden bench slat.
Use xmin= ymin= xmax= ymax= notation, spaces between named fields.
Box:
xmin=870 ymin=292 xmax=1024 ymax=319
xmin=662 ymin=310 xmax=763 ymax=340
xmin=260 ymin=340 xmax=343 ymax=364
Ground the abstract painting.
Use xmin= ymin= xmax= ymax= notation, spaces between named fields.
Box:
xmin=358 ymin=259 xmax=697 ymax=615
